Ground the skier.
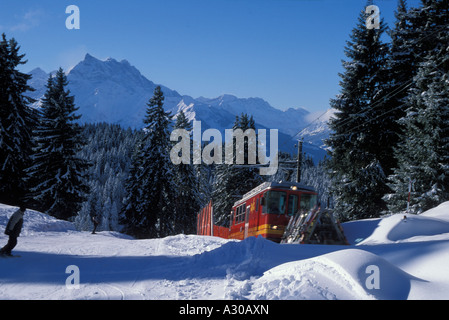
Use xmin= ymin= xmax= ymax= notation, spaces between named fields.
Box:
xmin=91 ymin=214 xmax=99 ymax=234
xmin=0 ymin=205 xmax=26 ymax=257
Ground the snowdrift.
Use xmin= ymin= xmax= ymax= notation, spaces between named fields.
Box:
xmin=341 ymin=203 xmax=449 ymax=245
xmin=357 ymin=214 xmax=449 ymax=245
xmin=0 ymin=204 xmax=75 ymax=235
xmin=245 ymin=249 xmax=419 ymax=300
xmin=1 ymin=202 xmax=449 ymax=300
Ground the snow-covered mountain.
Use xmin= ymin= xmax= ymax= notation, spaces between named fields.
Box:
xmin=301 ymin=109 xmax=335 ymax=149
xmin=27 ymin=54 xmax=331 ymax=158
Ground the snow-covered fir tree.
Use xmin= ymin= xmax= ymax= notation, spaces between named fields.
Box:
xmin=380 ymin=0 xmax=416 ymax=173
xmin=119 ymin=141 xmax=144 ymax=234
xmin=212 ymin=114 xmax=264 ymax=226
xmin=230 ymin=114 xmax=264 ymax=200
xmin=0 ymin=34 xmax=36 ymax=206
xmin=29 ymin=68 xmax=90 ymax=220
xmin=121 ymin=86 xmax=177 ymax=238
xmin=74 ymin=123 xmax=139 ymax=232
xmin=195 ymin=160 xmax=214 ymax=209
xmin=212 ymin=162 xmax=235 ymax=226
xmin=385 ymin=17 xmax=449 ymax=214
xmin=326 ymin=4 xmax=390 ymax=220
xmin=171 ymin=110 xmax=201 ymax=234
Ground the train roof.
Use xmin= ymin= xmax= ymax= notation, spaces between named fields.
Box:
xmin=233 ymin=181 xmax=316 ymax=207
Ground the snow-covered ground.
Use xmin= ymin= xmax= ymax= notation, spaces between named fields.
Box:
xmin=1 ymin=202 xmax=449 ymax=300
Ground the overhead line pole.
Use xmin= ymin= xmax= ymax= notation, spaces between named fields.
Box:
xmin=296 ymin=139 xmax=303 ymax=183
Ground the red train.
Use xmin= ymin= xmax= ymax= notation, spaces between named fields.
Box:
xmin=197 ymin=181 xmax=318 ymax=243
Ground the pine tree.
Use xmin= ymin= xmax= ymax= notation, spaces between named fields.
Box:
xmin=74 ymin=123 xmax=138 ymax=232
xmin=385 ymin=24 xmax=449 ymax=213
xmin=172 ymin=110 xmax=201 ymax=234
xmin=381 ymin=0 xmax=416 ymax=172
xmin=384 ymin=0 xmax=449 ymax=213
xmin=230 ymin=114 xmax=263 ymax=193
xmin=326 ymin=4 xmax=390 ymax=220
xmin=119 ymin=142 xmax=144 ymax=235
xmin=212 ymin=113 xmax=264 ymax=226
xmin=0 ymin=34 xmax=36 ymax=205
xmin=195 ymin=154 xmax=214 ymax=209
xmin=29 ymin=68 xmax=90 ymax=220
xmin=387 ymin=0 xmax=449 ymax=86
xmin=121 ymin=86 xmax=177 ymax=238
xmin=212 ymin=162 xmax=235 ymax=226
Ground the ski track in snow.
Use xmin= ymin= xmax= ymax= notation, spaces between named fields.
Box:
xmin=1 ymin=203 xmax=449 ymax=300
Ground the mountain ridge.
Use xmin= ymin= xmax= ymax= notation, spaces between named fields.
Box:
xmin=27 ymin=53 xmax=331 ymax=158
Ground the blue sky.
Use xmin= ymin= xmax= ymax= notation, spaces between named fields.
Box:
xmin=0 ymin=0 xmax=422 ymax=113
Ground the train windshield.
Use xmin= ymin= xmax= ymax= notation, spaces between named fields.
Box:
xmin=287 ymin=194 xmax=299 ymax=216
xmin=264 ymin=191 xmax=286 ymax=214
xmin=300 ymin=193 xmax=318 ymax=213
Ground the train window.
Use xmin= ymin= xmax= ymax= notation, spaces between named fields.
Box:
xmin=240 ymin=205 xmax=245 ymax=223
xmin=235 ymin=204 xmax=246 ymax=224
xmin=265 ymin=191 xmax=287 ymax=214
xmin=300 ymin=194 xmax=318 ymax=213
xmin=287 ymin=194 xmax=299 ymax=216
xmin=261 ymin=194 xmax=267 ymax=213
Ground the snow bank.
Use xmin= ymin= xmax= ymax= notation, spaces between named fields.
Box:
xmin=356 ymin=214 xmax=449 ymax=245
xmin=341 ymin=217 xmax=381 ymax=245
xmin=421 ymin=201 xmax=449 ymax=221
xmin=0 ymin=204 xmax=75 ymax=236
xmin=342 ymin=204 xmax=449 ymax=245
xmin=1 ymin=202 xmax=449 ymax=300
xmin=230 ymin=249 xmax=422 ymax=300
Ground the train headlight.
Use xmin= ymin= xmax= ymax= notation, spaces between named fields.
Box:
xmin=271 ymin=225 xmax=279 ymax=230
xmin=291 ymin=186 xmax=297 ymax=190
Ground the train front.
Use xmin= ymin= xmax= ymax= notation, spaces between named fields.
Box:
xmin=259 ymin=183 xmax=318 ymax=242
xmin=229 ymin=181 xmax=318 ymax=243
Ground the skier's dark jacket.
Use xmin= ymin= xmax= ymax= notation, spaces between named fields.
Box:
xmin=5 ymin=210 xmax=24 ymax=238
